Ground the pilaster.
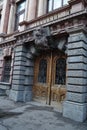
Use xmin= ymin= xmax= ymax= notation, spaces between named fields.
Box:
xmin=63 ymin=30 xmax=87 ymax=122
xmin=37 ymin=0 xmax=47 ymax=17
xmin=9 ymin=43 xmax=34 ymax=102
xmin=27 ymin=0 xmax=37 ymax=21
xmin=9 ymin=44 xmax=26 ymax=101
xmin=0 ymin=0 xmax=10 ymax=33
xmin=7 ymin=1 xmax=16 ymax=34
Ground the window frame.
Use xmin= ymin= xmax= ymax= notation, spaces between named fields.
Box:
xmin=47 ymin=0 xmax=68 ymax=12
xmin=2 ymin=56 xmax=12 ymax=83
xmin=15 ymin=0 xmax=26 ymax=31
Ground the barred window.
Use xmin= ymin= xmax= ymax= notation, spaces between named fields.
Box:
xmin=2 ymin=56 xmax=11 ymax=83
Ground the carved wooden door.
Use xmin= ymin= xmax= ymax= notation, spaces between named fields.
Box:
xmin=33 ymin=50 xmax=66 ymax=107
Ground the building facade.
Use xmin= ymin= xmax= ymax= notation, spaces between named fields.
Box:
xmin=0 ymin=0 xmax=87 ymax=122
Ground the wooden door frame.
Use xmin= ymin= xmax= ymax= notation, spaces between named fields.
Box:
xmin=33 ymin=50 xmax=67 ymax=105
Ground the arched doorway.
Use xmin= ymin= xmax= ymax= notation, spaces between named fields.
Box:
xmin=33 ymin=49 xmax=67 ymax=111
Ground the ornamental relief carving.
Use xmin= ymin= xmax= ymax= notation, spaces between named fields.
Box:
xmin=33 ymin=27 xmax=49 ymax=49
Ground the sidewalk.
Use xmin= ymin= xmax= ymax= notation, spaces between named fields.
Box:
xmin=0 ymin=96 xmax=87 ymax=130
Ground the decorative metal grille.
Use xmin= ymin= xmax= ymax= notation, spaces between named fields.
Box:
xmin=55 ymin=58 xmax=66 ymax=85
xmin=2 ymin=57 xmax=11 ymax=82
xmin=38 ymin=59 xmax=47 ymax=83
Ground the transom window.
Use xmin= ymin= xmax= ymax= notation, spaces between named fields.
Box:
xmin=48 ymin=0 xmax=68 ymax=12
xmin=15 ymin=0 xmax=26 ymax=30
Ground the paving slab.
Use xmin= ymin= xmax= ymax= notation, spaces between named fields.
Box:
xmin=0 ymin=96 xmax=87 ymax=130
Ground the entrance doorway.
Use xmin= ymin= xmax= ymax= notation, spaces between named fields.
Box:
xmin=33 ymin=50 xmax=66 ymax=110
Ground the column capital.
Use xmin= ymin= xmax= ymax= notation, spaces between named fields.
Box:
xmin=65 ymin=24 xmax=87 ymax=35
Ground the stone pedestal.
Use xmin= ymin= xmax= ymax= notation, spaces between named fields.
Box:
xmin=63 ymin=30 xmax=87 ymax=122
xmin=63 ymin=101 xmax=87 ymax=122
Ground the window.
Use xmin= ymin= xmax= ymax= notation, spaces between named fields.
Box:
xmin=15 ymin=0 xmax=26 ymax=30
xmin=55 ymin=58 xmax=66 ymax=85
xmin=38 ymin=59 xmax=47 ymax=83
xmin=2 ymin=56 xmax=11 ymax=83
xmin=0 ymin=15 xmax=1 ymax=26
xmin=47 ymin=0 xmax=68 ymax=12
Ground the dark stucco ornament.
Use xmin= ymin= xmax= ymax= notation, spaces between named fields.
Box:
xmin=33 ymin=27 xmax=50 ymax=49
xmin=33 ymin=27 xmax=67 ymax=53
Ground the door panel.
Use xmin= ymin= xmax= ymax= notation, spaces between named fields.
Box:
xmin=33 ymin=54 xmax=50 ymax=103
xmin=33 ymin=50 xmax=66 ymax=106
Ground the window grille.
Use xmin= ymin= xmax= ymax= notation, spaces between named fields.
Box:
xmin=2 ymin=56 xmax=11 ymax=83
xmin=55 ymin=58 xmax=66 ymax=85
xmin=38 ymin=59 xmax=47 ymax=83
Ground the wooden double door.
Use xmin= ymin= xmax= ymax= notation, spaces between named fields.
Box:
xmin=33 ymin=50 xmax=66 ymax=107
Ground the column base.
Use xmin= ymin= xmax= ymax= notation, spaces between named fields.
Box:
xmin=63 ymin=101 xmax=87 ymax=122
xmin=9 ymin=89 xmax=32 ymax=102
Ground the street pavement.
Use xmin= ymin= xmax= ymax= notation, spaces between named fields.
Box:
xmin=0 ymin=96 xmax=87 ymax=130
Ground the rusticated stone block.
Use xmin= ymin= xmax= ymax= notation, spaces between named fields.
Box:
xmin=14 ymin=56 xmax=26 ymax=62
xmin=15 ymin=45 xmax=27 ymax=52
xmin=14 ymin=60 xmax=26 ymax=66
xmin=15 ymin=52 xmax=26 ymax=57
xmin=68 ymin=33 xmax=87 ymax=44
xmin=12 ymin=79 xmax=24 ymax=85
xmin=63 ymin=101 xmax=87 ymax=122
xmin=67 ymin=71 xmax=87 ymax=78
xmin=68 ymin=77 xmax=87 ymax=85
xmin=66 ymin=92 xmax=87 ymax=103
xmin=68 ymin=56 xmax=87 ymax=63
xmin=24 ymin=76 xmax=33 ymax=85
xmin=12 ymin=75 xmax=24 ymax=80
xmin=68 ymin=41 xmax=87 ymax=50
xmin=23 ymin=91 xmax=32 ymax=102
xmin=13 ymin=65 xmax=25 ymax=71
xmin=9 ymin=89 xmax=24 ymax=102
xmin=67 ymin=85 xmax=87 ymax=93
xmin=11 ymin=84 xmax=25 ymax=91
xmin=25 ymin=60 xmax=34 ymax=67
xmin=67 ymin=63 xmax=87 ymax=70
xmin=25 ymin=67 xmax=34 ymax=76
xmin=9 ymin=89 xmax=32 ymax=102
xmin=68 ymin=48 xmax=87 ymax=56
xmin=13 ymin=70 xmax=25 ymax=75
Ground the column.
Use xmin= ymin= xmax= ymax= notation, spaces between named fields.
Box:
xmin=37 ymin=0 xmax=47 ymax=17
xmin=0 ymin=0 xmax=10 ymax=33
xmin=7 ymin=1 xmax=16 ymax=34
xmin=63 ymin=30 xmax=87 ymax=122
xmin=27 ymin=0 xmax=37 ymax=21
